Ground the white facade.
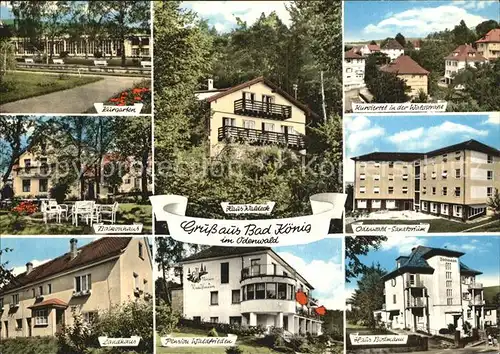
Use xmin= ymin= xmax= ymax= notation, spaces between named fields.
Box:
xmin=179 ymin=249 xmax=322 ymax=335
xmin=444 ymin=59 xmax=487 ymax=84
xmin=377 ymin=247 xmax=496 ymax=335
xmin=344 ymin=56 xmax=366 ymax=90
xmin=381 ymin=48 xmax=404 ymax=61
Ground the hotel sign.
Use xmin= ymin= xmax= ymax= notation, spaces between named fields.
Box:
xmin=349 ymin=334 xmax=409 ymax=345
xmin=150 ymin=193 xmax=346 ymax=246
xmin=440 ymin=257 xmax=457 ymax=263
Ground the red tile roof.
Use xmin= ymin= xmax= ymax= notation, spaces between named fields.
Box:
xmin=380 ymin=55 xmax=429 ymax=75
xmin=28 ymin=298 xmax=68 ymax=309
xmin=368 ymin=44 xmax=381 ymax=52
xmin=382 ymin=39 xmax=404 ymax=50
xmin=204 ymin=76 xmax=319 ymax=119
xmin=444 ymin=44 xmax=488 ymax=61
xmin=1 ymin=237 xmax=131 ymax=294
xmin=345 ymin=48 xmax=364 ymax=59
xmin=476 ymin=28 xmax=500 ymax=43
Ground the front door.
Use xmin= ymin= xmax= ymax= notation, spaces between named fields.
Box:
xmin=56 ymin=309 xmax=65 ymax=333
xmin=404 ymin=202 xmax=410 ymax=210
xmin=26 ymin=318 xmax=32 ymax=337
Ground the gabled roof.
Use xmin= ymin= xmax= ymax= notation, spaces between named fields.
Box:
xmin=382 ymin=39 xmax=404 ymax=50
xmin=351 ymin=152 xmax=424 ymax=162
xmin=459 ymin=262 xmax=482 ymax=276
xmin=425 ymin=139 xmax=500 ymax=158
xmin=28 ymin=298 xmax=68 ymax=309
xmin=444 ymin=44 xmax=488 ymax=61
xmin=0 ymin=238 xmax=131 ymax=295
xmin=345 ymin=48 xmax=364 ymax=59
xmin=382 ymin=245 xmax=473 ymax=281
xmin=476 ymin=28 xmax=500 ymax=43
xmin=380 ymin=55 xmax=429 ymax=75
xmin=204 ymin=76 xmax=319 ymax=119
xmin=368 ymin=44 xmax=381 ymax=52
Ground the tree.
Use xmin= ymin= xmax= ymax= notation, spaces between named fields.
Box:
xmin=345 ymin=236 xmax=387 ymax=281
xmin=412 ymin=89 xmax=428 ymax=103
xmin=487 ymin=188 xmax=500 ymax=218
xmin=395 ymin=32 xmax=406 ymax=47
xmin=0 ymin=247 xmax=16 ymax=288
xmin=370 ymin=40 xmax=377 ymax=45
xmin=103 ymin=1 xmax=151 ymax=66
xmin=349 ymin=264 xmax=387 ymax=327
xmin=452 ymin=20 xmax=475 ymax=46
xmin=379 ymin=37 xmax=393 ymax=49
xmin=475 ymin=20 xmax=499 ymax=40
xmin=365 ymin=55 xmax=410 ymax=103
xmin=0 ymin=23 xmax=16 ymax=87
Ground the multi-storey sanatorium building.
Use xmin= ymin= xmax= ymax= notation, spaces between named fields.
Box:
xmin=0 ymin=238 xmax=152 ymax=339
xmin=351 ymin=139 xmax=500 ymax=221
xmin=171 ymin=247 xmax=323 ymax=335
xmin=375 ymin=245 xmax=497 ymax=333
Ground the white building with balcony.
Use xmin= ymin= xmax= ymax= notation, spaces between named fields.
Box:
xmin=375 ymin=246 xmax=496 ymax=334
xmin=172 ymin=247 xmax=323 ymax=335
xmin=344 ymin=49 xmax=366 ymax=90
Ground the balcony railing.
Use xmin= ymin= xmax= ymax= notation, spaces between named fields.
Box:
xmin=218 ymin=126 xmax=305 ymax=150
xmin=468 ymin=283 xmax=483 ymax=290
xmin=405 ymin=280 xmax=425 ymax=288
xmin=406 ymin=298 xmax=425 ymax=308
xmin=241 ymin=263 xmax=293 ymax=281
xmin=468 ymin=299 xmax=485 ymax=306
xmin=234 ymin=98 xmax=292 ymax=120
xmin=296 ymin=307 xmax=321 ymax=320
xmin=16 ymin=165 xmax=53 ymax=177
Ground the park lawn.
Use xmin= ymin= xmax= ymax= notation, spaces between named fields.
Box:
xmin=156 ymin=328 xmax=280 ymax=354
xmin=1 ymin=72 xmax=102 ymax=104
xmin=0 ymin=203 xmax=152 ymax=235
xmin=346 ymin=217 xmax=499 ymax=233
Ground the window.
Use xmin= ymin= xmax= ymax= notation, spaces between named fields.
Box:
xmin=446 ymin=280 xmax=452 ymax=287
xmin=16 ymin=319 xmax=22 ymax=329
xmin=431 ymin=171 xmax=436 ymax=179
xmin=32 ymin=288 xmax=35 ymax=297
xmin=453 ymin=205 xmax=462 ymax=217
xmin=39 ymin=179 xmax=48 ymax=192
xmin=256 ymin=283 xmax=265 ymax=299
xmin=487 ymin=171 xmax=493 ymax=180
xmin=134 ymin=273 xmax=139 ymax=289
xmin=373 ymin=187 xmax=380 ymax=194
xmin=210 ymin=291 xmax=218 ymax=305
xmin=455 ymin=169 xmax=461 ymax=178
xmin=446 ymin=272 xmax=452 ymax=279
xmin=445 ymin=262 xmax=451 ymax=270
xmin=402 ymin=186 xmax=408 ymax=194
xmin=75 ymin=274 xmax=92 ymax=292
xmin=220 ymin=262 xmax=229 ymax=284
xmin=38 ymin=286 xmax=43 ymax=296
xmin=447 ymin=298 xmax=453 ymax=305
xmin=373 ymin=174 xmax=381 ymax=181
xmin=232 ymin=290 xmax=240 ymax=304
xmin=12 ymin=294 xmax=19 ymax=305
xmin=487 ymin=155 xmax=493 ymax=163
xmin=442 ymin=154 xmax=447 ymax=162
xmin=287 ymin=284 xmax=295 ymax=300
xmin=388 ymin=174 xmax=394 ymax=181
xmin=22 ymin=179 xmax=30 ymax=192
xmin=374 ymin=162 xmax=380 ymax=167
xmin=402 ymin=174 xmax=408 ymax=180
xmin=193 ymin=316 xmax=201 ymax=323
xmin=442 ymin=204 xmax=449 ymax=215
xmin=262 ymin=122 xmax=275 ymax=132
xmin=34 ymin=309 xmax=48 ymax=325
xmin=393 ymin=294 xmax=396 ymax=304
xmin=423 ymin=173 xmax=427 ymax=180
xmin=432 ymin=187 xmax=436 ymax=195
xmin=442 ymin=187 xmax=447 ymax=196
xmin=24 ymin=158 xmax=31 ymax=167
xmin=388 ymin=162 xmax=394 ymax=168
xmin=446 ymin=289 xmax=452 ymax=297
xmin=422 ymin=186 xmax=426 ymax=194
xmin=247 ymin=284 xmax=255 ymax=300
xmin=83 ymin=311 xmax=97 ymax=324
xmin=266 ymin=283 xmax=277 ymax=299
xmin=210 ymin=317 xmax=219 ymax=323
xmin=442 ymin=170 xmax=447 ymax=179
xmin=230 ymin=316 xmax=242 ymax=326
xmin=281 ymin=125 xmax=295 ymax=135
xmin=278 ymin=283 xmax=287 ymax=300
xmin=359 ymin=173 xmax=366 ymax=180
xmin=455 ymin=151 xmax=461 ymax=160
xmin=487 ymin=187 xmax=493 ymax=197
xmin=138 ymin=243 xmax=144 ymax=259
xmin=388 ymin=186 xmax=394 ymax=194
xmin=359 ymin=186 xmax=366 ymax=193
xmin=223 ymin=117 xmax=236 ymax=126
xmin=455 ymin=187 xmax=461 ymax=197
xmin=431 ymin=203 xmax=437 ymax=212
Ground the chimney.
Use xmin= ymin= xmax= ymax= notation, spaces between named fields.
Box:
xmin=26 ymin=262 xmax=33 ymax=274
xmin=70 ymin=238 xmax=78 ymax=259
xmin=411 ymin=246 xmax=417 ymax=252
xmin=208 ymin=78 xmax=214 ymax=91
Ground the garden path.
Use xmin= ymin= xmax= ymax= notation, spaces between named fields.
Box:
xmin=0 ymin=74 xmax=141 ymax=113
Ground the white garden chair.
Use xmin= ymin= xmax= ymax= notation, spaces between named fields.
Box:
xmin=71 ymin=201 xmax=96 ymax=226
xmin=97 ymin=202 xmax=119 ymax=224
xmin=41 ymin=200 xmax=64 ymax=224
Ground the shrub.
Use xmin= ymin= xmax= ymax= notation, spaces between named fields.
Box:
xmin=59 ymin=51 xmax=69 ymax=58
xmin=260 ymin=327 xmax=284 ymax=348
xmin=50 ymin=183 xmax=70 ymax=203
xmin=155 ymin=299 xmax=179 ymax=336
xmin=208 ymin=328 xmax=218 ymax=337
xmin=93 ymin=51 xmax=103 ymax=58
xmin=448 ymin=323 xmax=457 ymax=332
xmin=274 ymin=346 xmax=295 ymax=353
xmin=58 ymin=73 xmax=70 ymax=80
xmin=226 ymin=346 xmax=243 ymax=354
xmin=439 ymin=328 xmax=451 ymax=335
xmin=288 ymin=335 xmax=306 ymax=351
xmin=11 ymin=201 xmax=38 ymax=215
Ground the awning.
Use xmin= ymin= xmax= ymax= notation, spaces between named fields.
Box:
xmin=28 ymin=298 xmax=68 ymax=309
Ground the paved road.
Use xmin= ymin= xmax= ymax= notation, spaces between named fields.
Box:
xmin=0 ymin=75 xmax=142 ymax=114
xmin=409 ymin=346 xmax=498 ymax=354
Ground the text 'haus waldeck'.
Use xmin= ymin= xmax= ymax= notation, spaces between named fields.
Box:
xmin=171 ymin=247 xmax=323 ymax=336
xmin=351 ymin=139 xmax=500 ymax=221
xmin=375 ymin=246 xmax=497 ymax=333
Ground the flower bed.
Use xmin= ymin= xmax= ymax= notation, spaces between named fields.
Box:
xmin=11 ymin=201 xmax=38 ymax=215
xmin=104 ymin=84 xmax=151 ymax=113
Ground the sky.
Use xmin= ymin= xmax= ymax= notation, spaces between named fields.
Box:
xmin=181 ymin=1 xmax=291 ymax=33
xmin=274 ymin=238 xmax=344 ymax=310
xmin=344 ymin=113 xmax=500 ymax=183
xmin=344 ymin=0 xmax=499 ymax=42
xmin=346 ymin=235 xmax=500 ymax=298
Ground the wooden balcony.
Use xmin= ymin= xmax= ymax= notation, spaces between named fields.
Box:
xmin=405 ymin=280 xmax=425 ymax=289
xmin=218 ymin=126 xmax=305 ymax=150
xmin=234 ymin=98 xmax=292 ymax=120
xmin=468 ymin=283 xmax=483 ymax=290
xmin=406 ymin=297 xmax=425 ymax=308
xmin=15 ymin=165 xmax=53 ymax=178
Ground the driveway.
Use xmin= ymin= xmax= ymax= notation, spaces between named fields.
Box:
xmin=0 ymin=74 xmax=142 ymax=114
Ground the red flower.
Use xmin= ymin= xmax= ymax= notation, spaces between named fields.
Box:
xmin=134 ymin=96 xmax=141 ymax=101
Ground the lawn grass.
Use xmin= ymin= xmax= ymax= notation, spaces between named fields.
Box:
xmin=346 ymin=217 xmax=500 ymax=233
xmin=0 ymin=203 xmax=152 ymax=235
xmin=156 ymin=328 xmax=280 ymax=354
xmin=1 ymin=72 xmax=103 ymax=104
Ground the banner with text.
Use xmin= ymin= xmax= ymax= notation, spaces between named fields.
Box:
xmin=150 ymin=193 xmax=347 ymax=246
xmin=352 ymin=102 xmax=447 ymax=113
